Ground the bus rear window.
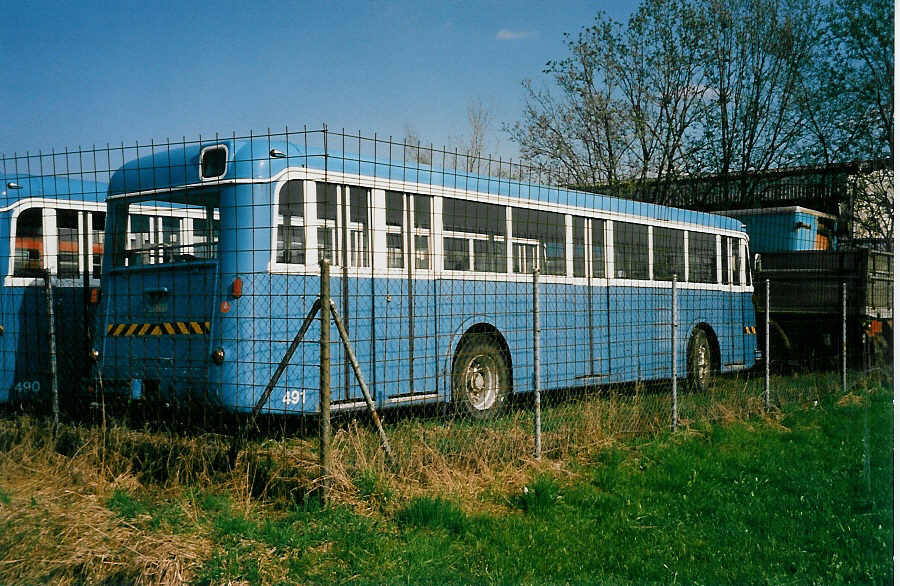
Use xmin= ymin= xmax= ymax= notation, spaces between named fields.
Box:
xmin=109 ymin=191 xmax=220 ymax=267
xmin=13 ymin=208 xmax=43 ymax=277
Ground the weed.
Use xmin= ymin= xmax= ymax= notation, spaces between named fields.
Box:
xmin=0 ymin=488 xmax=9 ymax=505
xmin=213 ymin=511 xmax=257 ymax=543
xmin=590 ymin=447 xmax=626 ymax=491
xmin=516 ymin=475 xmax=561 ymax=514
xmin=195 ymin=547 xmax=261 ymax=586
xmin=353 ymin=469 xmax=393 ymax=508
xmin=106 ymin=489 xmax=148 ymax=520
xmin=396 ymin=496 xmax=467 ymax=534
xmin=148 ymin=501 xmax=186 ymax=532
xmin=197 ymin=491 xmax=229 ymax=514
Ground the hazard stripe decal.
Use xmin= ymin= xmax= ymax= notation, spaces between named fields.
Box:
xmin=105 ymin=321 xmax=211 ymax=336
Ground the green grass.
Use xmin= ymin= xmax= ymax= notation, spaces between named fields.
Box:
xmin=396 ymin=496 xmax=468 ymax=533
xmin=0 ymin=372 xmax=892 ymax=584
xmin=190 ymin=380 xmax=891 ymax=584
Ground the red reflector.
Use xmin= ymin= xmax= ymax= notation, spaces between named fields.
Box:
xmin=220 ymin=300 xmax=231 ymax=314
xmin=89 ymin=288 xmax=101 ymax=304
xmin=231 ymin=277 xmax=243 ymax=298
xmin=867 ymin=320 xmax=883 ymax=336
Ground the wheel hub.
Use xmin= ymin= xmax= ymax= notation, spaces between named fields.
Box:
xmin=697 ymin=344 xmax=710 ymax=381
xmin=465 ymin=355 xmax=497 ymax=410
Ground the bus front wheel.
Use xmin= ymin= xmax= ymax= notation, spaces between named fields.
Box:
xmin=452 ymin=334 xmax=511 ymax=420
xmin=687 ymin=328 xmax=713 ymax=392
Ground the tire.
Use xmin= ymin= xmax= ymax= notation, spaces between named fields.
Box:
xmin=687 ymin=328 xmax=713 ymax=392
xmin=451 ymin=333 xmax=511 ymax=419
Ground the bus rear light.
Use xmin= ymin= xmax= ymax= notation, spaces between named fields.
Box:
xmin=89 ymin=288 xmax=101 ymax=304
xmin=211 ymin=347 xmax=225 ymax=365
xmin=89 ymin=348 xmax=100 ymax=362
xmin=231 ymin=277 xmax=243 ymax=298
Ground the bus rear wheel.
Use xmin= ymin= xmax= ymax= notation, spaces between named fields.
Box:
xmin=452 ymin=334 xmax=511 ymax=420
xmin=687 ymin=328 xmax=713 ymax=392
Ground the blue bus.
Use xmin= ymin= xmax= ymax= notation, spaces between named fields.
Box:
xmin=94 ymin=137 xmax=757 ymax=417
xmin=0 ymin=174 xmax=107 ymax=407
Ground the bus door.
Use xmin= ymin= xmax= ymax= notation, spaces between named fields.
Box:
xmin=324 ymin=183 xmax=371 ymax=405
xmin=588 ymin=218 xmax=611 ymax=381
xmin=375 ymin=190 xmax=413 ymax=402
xmin=377 ymin=192 xmax=437 ymax=403
xmin=723 ymin=236 xmax=739 ymax=363
xmin=566 ymin=217 xmax=602 ymax=382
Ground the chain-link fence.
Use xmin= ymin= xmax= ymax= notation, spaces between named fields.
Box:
xmin=0 ymin=127 xmax=892 ymax=497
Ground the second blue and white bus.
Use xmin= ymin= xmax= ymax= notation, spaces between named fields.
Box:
xmin=0 ymin=173 xmax=106 ymax=407
xmin=94 ymin=137 xmax=758 ymax=417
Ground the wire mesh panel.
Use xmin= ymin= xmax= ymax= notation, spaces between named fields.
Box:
xmin=0 ymin=128 xmax=892 ymax=489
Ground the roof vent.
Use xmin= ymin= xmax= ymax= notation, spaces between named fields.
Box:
xmin=200 ymin=145 xmax=228 ymax=180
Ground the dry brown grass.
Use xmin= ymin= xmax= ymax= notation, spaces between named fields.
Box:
xmin=0 ymin=419 xmax=212 ymax=584
xmin=0 ymin=369 xmax=881 ymax=584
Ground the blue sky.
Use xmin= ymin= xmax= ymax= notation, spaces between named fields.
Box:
xmin=1 ymin=1 xmax=639 ymax=160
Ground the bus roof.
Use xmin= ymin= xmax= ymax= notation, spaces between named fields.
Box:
xmin=109 ymin=138 xmax=743 ymax=231
xmin=1 ymin=173 xmax=107 ymax=209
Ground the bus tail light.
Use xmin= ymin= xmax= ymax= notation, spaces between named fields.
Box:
xmin=89 ymin=288 xmax=101 ymax=304
xmin=231 ymin=277 xmax=243 ymax=298
xmin=211 ymin=347 xmax=225 ymax=365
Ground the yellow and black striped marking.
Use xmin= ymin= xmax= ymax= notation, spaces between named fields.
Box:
xmin=106 ymin=321 xmax=211 ymax=337
xmin=743 ymin=326 xmax=757 ymax=335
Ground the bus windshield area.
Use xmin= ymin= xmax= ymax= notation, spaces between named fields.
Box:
xmin=109 ymin=191 xmax=220 ymax=268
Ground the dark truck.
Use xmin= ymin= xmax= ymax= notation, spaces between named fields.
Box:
xmin=754 ymin=248 xmax=893 ymax=368
xmin=718 ymin=207 xmax=892 ymax=369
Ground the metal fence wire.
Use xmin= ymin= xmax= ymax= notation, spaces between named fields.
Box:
xmin=0 ymin=127 xmax=892 ymax=490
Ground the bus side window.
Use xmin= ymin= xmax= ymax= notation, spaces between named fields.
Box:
xmin=91 ymin=211 xmax=105 ymax=277
xmin=572 ymin=217 xmax=586 ymax=278
xmin=277 ymin=179 xmax=305 ymax=264
xmin=128 ymin=214 xmax=154 ymax=265
xmin=512 ymin=208 xmax=565 ymax=275
xmin=591 ymin=219 xmax=605 ymax=278
xmin=13 ymin=207 xmax=44 ymax=277
xmin=57 ymin=209 xmax=80 ymax=278
xmin=653 ymin=226 xmax=684 ymax=281
xmin=412 ymin=194 xmax=431 ymax=269
xmin=385 ymin=190 xmax=405 ymax=269
xmin=688 ymin=231 xmax=717 ymax=283
xmin=742 ymin=240 xmax=752 ymax=286
xmin=613 ymin=221 xmax=649 ymax=279
xmin=315 ymin=182 xmax=340 ymax=265
xmin=720 ymin=237 xmax=729 ymax=284
xmin=442 ymin=198 xmax=506 ymax=273
xmin=729 ymin=237 xmax=739 ymax=285
xmin=348 ymin=186 xmax=370 ymax=268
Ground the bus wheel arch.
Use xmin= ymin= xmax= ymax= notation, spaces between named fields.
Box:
xmin=687 ymin=323 xmax=720 ymax=392
xmin=450 ymin=323 xmax=513 ymax=419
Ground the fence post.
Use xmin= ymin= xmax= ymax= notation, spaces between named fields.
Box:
xmin=842 ymin=281 xmax=847 ymax=394
xmin=671 ymin=275 xmax=678 ymax=432
xmin=765 ymin=278 xmax=770 ymax=411
xmin=319 ymin=259 xmax=331 ymax=503
xmin=43 ymin=270 xmax=59 ymax=434
xmin=532 ymin=268 xmax=542 ymax=459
